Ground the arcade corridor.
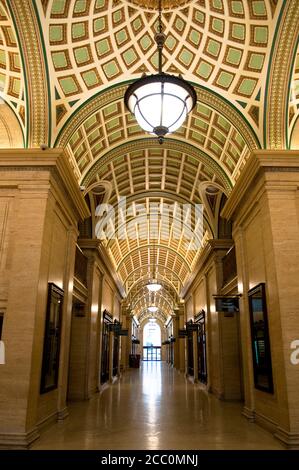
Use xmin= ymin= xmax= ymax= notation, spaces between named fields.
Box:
xmin=1 ymin=0 xmax=299 ymax=453
xmin=32 ymin=363 xmax=282 ymax=450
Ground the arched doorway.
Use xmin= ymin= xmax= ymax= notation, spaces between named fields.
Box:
xmin=143 ymin=321 xmax=161 ymax=362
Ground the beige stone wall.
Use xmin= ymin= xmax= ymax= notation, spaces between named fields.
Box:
xmin=67 ymin=291 xmax=88 ymax=401
xmin=37 ymin=200 xmax=75 ymax=426
xmin=207 ymin=264 xmax=222 ymax=397
xmin=68 ymin=240 xmax=123 ymax=398
xmin=182 ymin=240 xmax=242 ymax=400
xmin=114 ymin=295 xmax=121 ymax=320
xmin=220 ymin=312 xmax=242 ymax=400
xmin=102 ymin=278 xmax=114 ymax=313
xmin=222 ymin=150 xmax=299 ymax=448
xmin=0 ymin=150 xmax=89 ymax=448
xmin=234 ymin=204 xmax=279 ymax=426
xmin=185 ymin=295 xmax=193 ymax=321
xmin=194 ymin=280 xmax=206 ymax=313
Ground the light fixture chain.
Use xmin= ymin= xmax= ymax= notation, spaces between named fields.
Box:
xmin=158 ymin=0 xmax=162 ymax=34
xmin=155 ymin=0 xmax=165 ymax=74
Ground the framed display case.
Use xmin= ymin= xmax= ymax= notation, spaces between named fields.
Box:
xmin=0 ymin=312 xmax=3 ymax=339
xmin=100 ymin=310 xmax=113 ymax=384
xmin=40 ymin=283 xmax=64 ymax=394
xmin=186 ymin=320 xmax=195 ymax=377
xmin=195 ymin=311 xmax=207 ymax=384
xmin=248 ymin=283 xmax=274 ymax=393
xmin=0 ymin=312 xmax=4 ymax=365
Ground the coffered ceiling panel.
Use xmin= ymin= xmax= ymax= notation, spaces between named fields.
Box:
xmin=67 ymin=97 xmax=251 ymax=184
xmin=0 ymin=0 xmax=26 ymax=137
xmin=139 ymin=310 xmax=168 ymax=324
xmin=79 ymin=139 xmax=219 ymax=313
xmin=36 ymin=0 xmax=283 ymax=145
xmin=132 ymin=291 xmax=173 ymax=319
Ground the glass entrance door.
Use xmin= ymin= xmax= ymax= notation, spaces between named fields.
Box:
xmin=143 ymin=346 xmax=161 ymax=361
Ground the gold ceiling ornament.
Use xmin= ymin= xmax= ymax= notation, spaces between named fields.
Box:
xmin=266 ymin=0 xmax=299 ymax=149
xmin=124 ymin=0 xmax=196 ymax=144
xmin=8 ymin=0 xmax=49 ymax=147
xmin=128 ymin=0 xmax=191 ymax=10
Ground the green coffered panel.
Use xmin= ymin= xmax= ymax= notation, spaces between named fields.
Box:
xmin=33 ymin=0 xmax=281 ymax=144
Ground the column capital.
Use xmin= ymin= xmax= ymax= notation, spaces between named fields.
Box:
xmin=0 ymin=149 xmax=90 ymax=222
xmin=222 ymin=150 xmax=299 ymax=222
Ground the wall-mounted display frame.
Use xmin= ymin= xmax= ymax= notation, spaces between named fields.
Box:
xmin=195 ymin=311 xmax=208 ymax=385
xmin=248 ymin=283 xmax=274 ymax=393
xmin=101 ymin=310 xmax=113 ymax=384
xmin=0 ymin=312 xmax=3 ymax=339
xmin=40 ymin=283 xmax=64 ymax=394
xmin=0 ymin=312 xmax=4 ymax=365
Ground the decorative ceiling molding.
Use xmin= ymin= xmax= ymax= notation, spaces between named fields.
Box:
xmin=128 ymin=0 xmax=191 ymax=9
xmin=266 ymin=0 xmax=299 ymax=149
xmin=134 ymin=298 xmax=171 ymax=319
xmin=139 ymin=310 xmax=167 ymax=324
xmin=116 ymin=243 xmax=192 ymax=274
xmin=125 ymin=268 xmax=182 ymax=295
xmin=130 ymin=289 xmax=174 ymax=312
xmin=56 ymin=84 xmax=128 ymax=148
xmin=197 ymin=87 xmax=260 ymax=152
xmin=0 ymin=0 xmax=26 ymax=141
xmin=81 ymin=138 xmax=233 ymax=192
xmin=56 ymin=83 xmax=259 ymax=158
xmin=80 ymin=140 xmax=215 ymax=297
xmin=36 ymin=0 xmax=280 ymax=143
xmin=8 ymin=0 xmax=49 ymax=147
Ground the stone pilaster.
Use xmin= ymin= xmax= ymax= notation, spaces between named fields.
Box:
xmin=222 ymin=150 xmax=299 ymax=447
xmin=74 ymin=240 xmax=104 ymax=399
xmin=0 ymin=150 xmax=89 ymax=449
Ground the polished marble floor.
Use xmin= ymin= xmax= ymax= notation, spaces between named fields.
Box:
xmin=32 ymin=362 xmax=283 ymax=450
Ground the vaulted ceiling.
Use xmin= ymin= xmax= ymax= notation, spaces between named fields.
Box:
xmin=1 ymin=0 xmax=299 ymax=322
xmin=37 ymin=0 xmax=278 ymax=143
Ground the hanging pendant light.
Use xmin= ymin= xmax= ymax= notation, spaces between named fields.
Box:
xmin=146 ymin=282 xmax=162 ymax=292
xmin=124 ymin=0 xmax=196 ymax=144
xmin=148 ymin=306 xmax=158 ymax=313
xmin=146 ymin=242 xmax=162 ymax=292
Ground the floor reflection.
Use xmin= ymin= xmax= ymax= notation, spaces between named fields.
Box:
xmin=32 ymin=362 xmax=284 ymax=450
xmin=141 ymin=362 xmax=162 ymax=448
xmin=142 ymin=361 xmax=162 ymax=397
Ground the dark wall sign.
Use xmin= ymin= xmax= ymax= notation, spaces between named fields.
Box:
xmin=178 ymin=329 xmax=187 ymax=338
xmin=215 ymin=297 xmax=239 ymax=313
xmin=119 ymin=329 xmax=128 ymax=336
